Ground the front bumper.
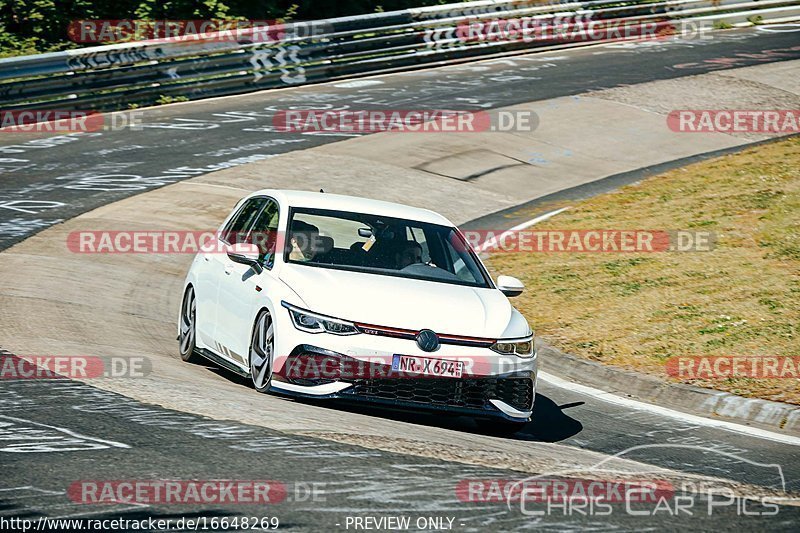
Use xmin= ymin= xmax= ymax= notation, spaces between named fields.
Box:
xmin=270 ymin=345 xmax=536 ymax=421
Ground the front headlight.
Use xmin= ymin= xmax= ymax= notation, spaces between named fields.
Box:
xmin=490 ymin=336 xmax=534 ymax=358
xmin=281 ymin=301 xmax=359 ymax=336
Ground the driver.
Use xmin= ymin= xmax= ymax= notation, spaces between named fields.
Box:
xmin=395 ymin=241 xmax=423 ymax=269
xmin=288 ymin=220 xmax=321 ymax=262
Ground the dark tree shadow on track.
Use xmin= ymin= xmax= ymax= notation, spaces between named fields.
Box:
xmin=515 ymin=395 xmax=584 ymax=442
xmin=198 ymin=360 xmax=584 ymax=442
xmin=203 ymin=363 xmax=251 ymax=386
xmin=282 ymin=393 xmax=584 ymax=442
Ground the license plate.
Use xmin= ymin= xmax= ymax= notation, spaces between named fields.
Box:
xmin=391 ymin=354 xmax=463 ymax=378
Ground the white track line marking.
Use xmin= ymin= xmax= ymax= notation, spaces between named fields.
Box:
xmin=51 ymin=504 xmax=150 ymax=519
xmin=478 ymin=206 xmax=570 ymax=252
xmin=0 ymin=415 xmax=130 ymax=450
xmin=492 ymin=209 xmax=800 ymax=445
xmin=177 ymin=182 xmax=251 ymax=192
xmin=539 ymin=371 xmax=800 ymax=446
xmin=333 ymin=79 xmax=385 ymax=88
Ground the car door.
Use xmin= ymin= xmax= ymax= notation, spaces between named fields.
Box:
xmin=195 ymin=201 xmax=258 ymax=349
xmin=205 ymin=197 xmax=269 ymax=361
xmin=216 ymin=197 xmax=280 ymax=364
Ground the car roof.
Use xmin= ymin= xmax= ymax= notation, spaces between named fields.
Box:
xmin=249 ymin=189 xmax=454 ymax=226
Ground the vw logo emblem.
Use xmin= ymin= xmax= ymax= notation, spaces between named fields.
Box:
xmin=416 ymin=329 xmax=440 ymax=352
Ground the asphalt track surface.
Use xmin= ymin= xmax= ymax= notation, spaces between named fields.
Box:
xmin=2 ymin=355 xmax=799 ymax=531
xmin=2 ymin=27 xmax=800 ymax=531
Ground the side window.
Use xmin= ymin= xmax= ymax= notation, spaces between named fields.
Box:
xmin=446 ymin=240 xmax=471 ymax=281
xmin=220 ymin=198 xmax=266 ymax=245
xmin=445 ymin=231 xmax=484 ymax=283
xmin=407 ymin=226 xmax=431 ymax=263
xmin=251 ymin=199 xmax=280 ymax=268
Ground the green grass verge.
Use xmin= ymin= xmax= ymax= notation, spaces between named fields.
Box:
xmin=487 ymin=137 xmax=800 ymax=404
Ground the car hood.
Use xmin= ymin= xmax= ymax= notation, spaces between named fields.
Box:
xmin=279 ymin=264 xmax=515 ymax=337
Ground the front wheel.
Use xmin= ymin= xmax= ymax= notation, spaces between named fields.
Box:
xmin=249 ymin=310 xmax=274 ymax=393
xmin=179 ymin=286 xmax=202 ymax=363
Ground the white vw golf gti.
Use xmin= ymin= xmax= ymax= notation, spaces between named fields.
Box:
xmin=179 ymin=190 xmax=537 ymax=431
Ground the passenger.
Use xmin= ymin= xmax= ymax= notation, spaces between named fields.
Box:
xmin=396 ymin=241 xmax=423 ymax=269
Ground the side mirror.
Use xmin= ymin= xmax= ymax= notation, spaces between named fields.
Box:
xmin=497 ymin=275 xmax=524 ymax=297
xmin=227 ymin=242 xmax=263 ymax=274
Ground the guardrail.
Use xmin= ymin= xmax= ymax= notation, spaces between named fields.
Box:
xmin=1 ymin=0 xmax=798 ymax=112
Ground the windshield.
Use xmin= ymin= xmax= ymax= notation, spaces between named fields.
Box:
xmin=285 ymin=208 xmax=492 ymax=288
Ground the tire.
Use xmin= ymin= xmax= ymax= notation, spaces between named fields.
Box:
xmin=249 ymin=310 xmax=274 ymax=393
xmin=476 ymin=418 xmax=528 ymax=436
xmin=179 ymin=286 xmax=202 ymax=363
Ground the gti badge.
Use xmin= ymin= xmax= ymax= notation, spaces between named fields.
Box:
xmin=416 ymin=329 xmax=440 ymax=352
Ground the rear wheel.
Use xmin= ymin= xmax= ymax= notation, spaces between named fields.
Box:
xmin=250 ymin=310 xmax=274 ymax=393
xmin=179 ymin=286 xmax=201 ymax=363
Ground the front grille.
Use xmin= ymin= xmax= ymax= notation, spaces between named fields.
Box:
xmin=343 ymin=376 xmax=534 ymax=412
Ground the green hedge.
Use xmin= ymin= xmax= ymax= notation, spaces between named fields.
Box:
xmin=0 ymin=0 xmax=455 ymax=58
